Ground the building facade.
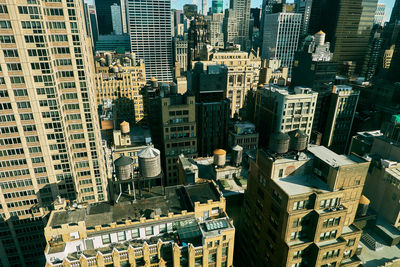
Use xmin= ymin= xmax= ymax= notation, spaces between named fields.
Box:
xmin=261 ymin=12 xmax=302 ymax=74
xmin=206 ymin=13 xmax=225 ymax=50
xmin=110 ymin=3 xmax=123 ymax=35
xmin=254 ymin=85 xmax=318 ymax=148
xmin=238 ymin=145 xmax=370 ymax=266
xmin=230 ymin=0 xmax=251 ymax=50
xmin=374 ymin=3 xmax=385 ymax=26
xmin=223 ymin=9 xmax=239 ymax=47
xmin=173 ymin=37 xmax=189 ymax=74
xmin=127 ymin=0 xmax=173 ymax=82
xmin=322 ymin=85 xmax=359 ymax=154
xmin=0 ymin=0 xmax=108 ymax=264
xmin=212 ymin=0 xmax=223 ymax=13
xmin=95 ymin=53 xmax=146 ymax=124
xmin=44 ymin=182 xmax=235 ymax=267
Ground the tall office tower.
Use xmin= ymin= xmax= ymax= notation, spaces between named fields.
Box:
xmin=295 ymin=0 xmax=313 ymax=38
xmin=230 ymin=0 xmax=251 ymax=50
xmin=322 ymin=85 xmax=359 ymax=154
xmin=197 ymin=50 xmax=261 ymax=117
xmin=189 ymin=63 xmax=230 ymax=156
xmin=291 ymin=31 xmax=337 ymax=135
xmin=145 ymin=82 xmax=198 ymax=185
xmin=259 ymin=0 xmax=286 ymax=47
xmin=254 ymin=85 xmax=318 ymax=148
xmin=88 ymin=4 xmax=99 ymax=45
xmin=110 ymin=3 xmax=123 ymax=35
xmin=206 ymin=13 xmax=225 ymax=49
xmin=261 ymin=12 xmax=302 ymax=75
xmin=127 ymin=0 xmax=173 ymax=82
xmin=184 ymin=4 xmax=198 ymax=18
xmin=95 ymin=0 xmax=126 ymax=34
xmin=237 ymin=144 xmax=370 ymax=266
xmin=202 ymin=0 xmax=208 ymax=15
xmin=212 ymin=0 xmax=223 ymax=13
xmin=374 ymin=3 xmax=385 ymax=26
xmin=362 ymin=25 xmax=384 ymax=80
xmin=173 ymin=36 xmax=189 ymax=73
xmin=390 ymin=0 xmax=400 ymax=23
xmin=310 ymin=0 xmax=378 ymax=74
xmin=388 ymin=33 xmax=400 ymax=82
xmin=95 ymin=53 xmax=146 ymax=124
xmin=0 ymin=0 xmax=107 ymax=265
xmin=223 ymin=9 xmax=239 ymax=46
xmin=251 ymin=8 xmax=262 ymax=29
xmin=187 ymin=16 xmax=209 ymax=70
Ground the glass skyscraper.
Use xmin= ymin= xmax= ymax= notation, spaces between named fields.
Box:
xmin=127 ymin=0 xmax=173 ymax=82
xmin=212 ymin=0 xmax=224 ymax=13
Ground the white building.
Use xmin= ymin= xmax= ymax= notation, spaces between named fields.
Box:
xmin=111 ymin=3 xmax=123 ymax=35
xmin=127 ymin=0 xmax=173 ymax=82
xmin=374 ymin=3 xmax=386 ymax=26
xmin=261 ymin=12 xmax=302 ymax=75
xmin=206 ymin=13 xmax=225 ymax=49
xmin=230 ymin=0 xmax=251 ymax=50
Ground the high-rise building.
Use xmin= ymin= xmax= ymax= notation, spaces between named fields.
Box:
xmin=145 ymin=82 xmax=198 ymax=185
xmin=206 ymin=13 xmax=225 ymax=49
xmin=184 ymin=4 xmax=198 ymax=18
xmin=95 ymin=0 xmax=126 ymax=34
xmin=212 ymin=0 xmax=224 ymax=13
xmin=291 ymin=31 xmax=337 ymax=134
xmin=388 ymin=32 xmax=400 ymax=82
xmin=310 ymin=0 xmax=378 ymax=74
xmin=202 ymin=0 xmax=209 ymax=15
xmin=173 ymin=36 xmax=189 ymax=73
xmin=261 ymin=12 xmax=302 ymax=74
xmin=374 ymin=3 xmax=385 ymax=26
xmin=187 ymin=16 xmax=210 ymax=70
xmin=362 ymin=25 xmax=384 ymax=80
xmin=44 ymin=182 xmax=235 ymax=267
xmin=390 ymin=0 xmax=400 ymax=24
xmin=195 ymin=50 xmax=261 ymax=117
xmin=322 ymin=85 xmax=359 ymax=154
xmin=237 ymin=145 xmax=370 ymax=266
xmin=223 ymin=9 xmax=239 ymax=46
xmin=110 ymin=3 xmax=123 ymax=35
xmin=295 ymin=0 xmax=313 ymax=38
xmin=88 ymin=4 xmax=99 ymax=45
xmin=94 ymin=53 xmax=147 ymax=124
xmin=254 ymin=85 xmax=318 ymax=148
xmin=230 ymin=0 xmax=251 ymax=50
xmin=127 ymin=0 xmax=173 ymax=82
xmin=189 ymin=63 xmax=230 ymax=156
xmin=0 ymin=0 xmax=107 ymax=265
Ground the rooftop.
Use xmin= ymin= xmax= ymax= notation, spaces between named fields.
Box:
xmin=308 ymin=145 xmax=365 ymax=167
xmin=274 ymin=174 xmax=331 ymax=196
xmin=49 ymin=183 xmax=221 ymax=228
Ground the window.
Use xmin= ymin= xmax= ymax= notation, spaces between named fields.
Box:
xmin=320 ymin=230 xmax=337 ymax=241
xmin=102 ymin=234 xmax=111 ymax=244
xmin=145 ymin=226 xmax=153 ymax=236
xmin=222 ymin=247 xmax=228 ymax=257
xmin=293 ymin=250 xmax=303 ymax=259
xmin=208 ymin=253 xmax=216 ymax=263
xmin=131 ymin=229 xmax=139 ymax=238
xmin=278 ymin=169 xmax=284 ymax=177
xmin=117 ymin=231 xmax=126 ymax=241
xmin=347 ymin=238 xmax=355 ymax=246
xmin=293 ymin=200 xmax=307 ymax=210
xmin=159 ymin=224 xmax=167 ymax=233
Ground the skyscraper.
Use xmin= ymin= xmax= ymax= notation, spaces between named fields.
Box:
xmin=295 ymin=0 xmax=313 ymax=37
xmin=110 ymin=3 xmax=123 ymax=35
xmin=127 ymin=0 xmax=173 ymax=82
xmin=0 ymin=0 xmax=107 ymax=264
xmin=95 ymin=0 xmax=126 ymax=34
xmin=230 ymin=0 xmax=251 ymax=50
xmin=212 ymin=0 xmax=223 ymax=13
xmin=374 ymin=3 xmax=385 ymax=26
xmin=202 ymin=0 xmax=209 ymax=15
xmin=390 ymin=0 xmax=400 ymax=24
xmin=261 ymin=12 xmax=302 ymax=74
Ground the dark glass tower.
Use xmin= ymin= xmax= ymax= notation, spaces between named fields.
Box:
xmin=95 ymin=0 xmax=120 ymax=34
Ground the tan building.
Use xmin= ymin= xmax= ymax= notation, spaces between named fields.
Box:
xmin=383 ymin=45 xmax=395 ymax=69
xmin=44 ymin=182 xmax=235 ymax=267
xmin=0 ymin=0 xmax=108 ymax=265
xmin=238 ymin=145 xmax=370 ymax=266
xmin=194 ymin=49 xmax=261 ymax=117
xmin=259 ymin=59 xmax=288 ymax=86
xmin=95 ymin=52 xmax=146 ymax=123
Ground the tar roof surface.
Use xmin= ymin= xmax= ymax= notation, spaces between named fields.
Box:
xmin=49 ymin=183 xmax=220 ymax=228
xmin=274 ymin=174 xmax=331 ymax=196
xmin=308 ymin=145 xmax=364 ymax=167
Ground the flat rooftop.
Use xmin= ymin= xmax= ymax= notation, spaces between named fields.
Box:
xmin=386 ymin=167 xmax=400 ymax=180
xmin=308 ymin=145 xmax=365 ymax=167
xmin=274 ymin=174 xmax=331 ymax=196
xmin=49 ymin=183 xmax=221 ymax=228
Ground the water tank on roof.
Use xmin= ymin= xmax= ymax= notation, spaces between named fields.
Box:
xmin=124 ymin=57 xmax=130 ymax=64
xmin=116 ymin=63 xmax=123 ymax=72
xmin=150 ymin=77 xmax=158 ymax=88
xmin=213 ymin=149 xmax=226 ymax=167
xmin=269 ymin=132 xmax=290 ymax=154
xmin=99 ymin=57 xmax=106 ymax=66
xmin=114 ymin=155 xmax=133 ymax=180
xmin=170 ymin=82 xmax=177 ymax=95
xmin=130 ymin=52 xmax=136 ymax=66
xmin=138 ymin=146 xmax=161 ymax=178
xmin=289 ymin=129 xmax=308 ymax=151
xmin=112 ymin=66 xmax=119 ymax=73
xmin=160 ymin=83 xmax=170 ymax=95
xmin=120 ymin=121 xmax=130 ymax=134
xmin=231 ymin=145 xmax=243 ymax=167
